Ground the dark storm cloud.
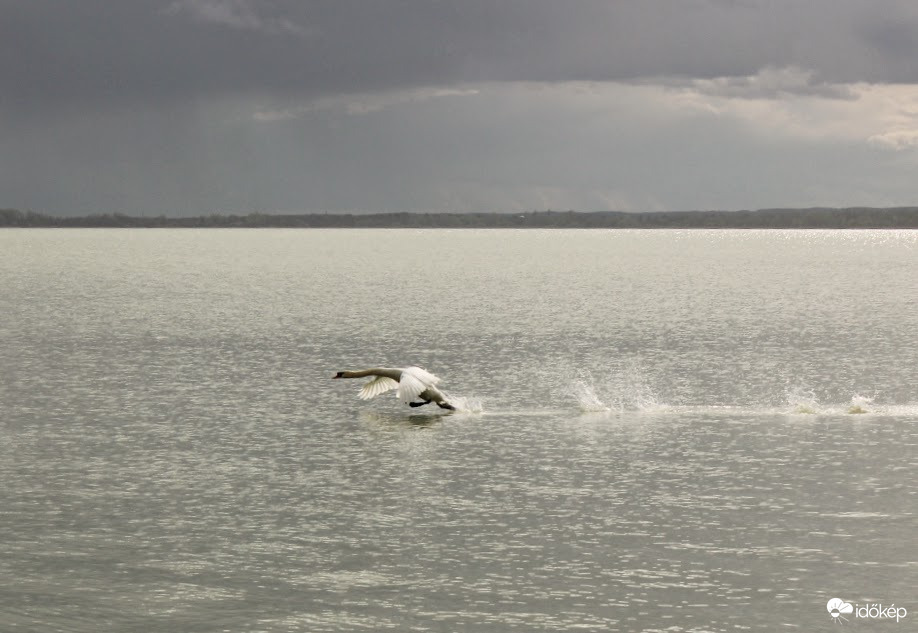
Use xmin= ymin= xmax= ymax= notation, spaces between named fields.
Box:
xmin=6 ymin=0 xmax=918 ymax=216
xmin=4 ymin=0 xmax=918 ymax=115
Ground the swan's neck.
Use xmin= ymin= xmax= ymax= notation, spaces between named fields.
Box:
xmin=340 ymin=368 xmax=402 ymax=380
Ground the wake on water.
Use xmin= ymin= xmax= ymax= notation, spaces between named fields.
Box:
xmin=783 ymin=388 xmax=894 ymax=416
xmin=442 ymin=391 xmax=484 ymax=414
xmin=561 ymin=370 xmax=913 ymax=417
xmin=564 ymin=366 xmax=668 ymax=414
xmin=370 ymin=369 xmax=914 ymax=419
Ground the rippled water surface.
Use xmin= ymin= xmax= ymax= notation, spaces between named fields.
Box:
xmin=1 ymin=229 xmax=916 ymax=631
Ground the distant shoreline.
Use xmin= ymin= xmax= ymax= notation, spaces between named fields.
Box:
xmin=3 ymin=207 xmax=918 ymax=229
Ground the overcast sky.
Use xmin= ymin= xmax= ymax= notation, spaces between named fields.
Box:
xmin=4 ymin=0 xmax=918 ymax=216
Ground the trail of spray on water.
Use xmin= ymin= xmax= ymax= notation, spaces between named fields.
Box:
xmin=443 ymin=391 xmax=484 ymax=414
xmin=784 ymin=385 xmax=821 ymax=415
xmin=782 ymin=386 xmax=904 ymax=416
xmin=514 ymin=365 xmax=916 ymax=417
xmin=562 ymin=363 xmax=667 ymax=414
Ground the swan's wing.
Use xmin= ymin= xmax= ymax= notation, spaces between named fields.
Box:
xmin=403 ymin=366 xmax=440 ymax=386
xmin=358 ymin=376 xmax=399 ymax=400
xmin=397 ymin=366 xmax=441 ymax=403
xmin=396 ymin=372 xmax=428 ymax=403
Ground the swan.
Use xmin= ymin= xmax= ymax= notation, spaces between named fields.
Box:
xmin=332 ymin=366 xmax=456 ymax=410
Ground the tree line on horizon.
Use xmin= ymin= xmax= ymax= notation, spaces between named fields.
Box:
xmin=3 ymin=207 xmax=918 ymax=229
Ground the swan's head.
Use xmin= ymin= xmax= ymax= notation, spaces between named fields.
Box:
xmin=333 ymin=371 xmax=345 ymax=379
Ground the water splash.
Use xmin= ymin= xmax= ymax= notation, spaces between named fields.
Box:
xmin=782 ymin=386 xmax=889 ymax=416
xmin=847 ymin=393 xmax=874 ymax=414
xmin=444 ymin=393 xmax=484 ymax=414
xmin=567 ymin=365 xmax=665 ymax=413
xmin=571 ymin=373 xmax=611 ymax=412
xmin=784 ymin=386 xmax=820 ymax=414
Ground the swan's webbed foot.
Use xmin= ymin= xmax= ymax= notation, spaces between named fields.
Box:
xmin=409 ymin=400 xmax=431 ymax=408
xmin=437 ymin=402 xmax=456 ymax=411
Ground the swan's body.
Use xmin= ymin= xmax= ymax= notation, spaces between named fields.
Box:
xmin=333 ymin=366 xmax=456 ymax=410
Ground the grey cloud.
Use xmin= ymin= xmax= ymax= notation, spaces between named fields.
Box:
xmin=6 ymin=0 xmax=918 ymax=217
xmin=675 ymin=67 xmax=858 ymax=101
xmin=164 ymin=0 xmax=313 ymax=36
xmin=4 ymin=0 xmax=918 ymax=116
xmin=5 ymin=80 xmax=914 ymax=216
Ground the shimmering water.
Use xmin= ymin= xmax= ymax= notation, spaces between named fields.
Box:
xmin=1 ymin=229 xmax=916 ymax=632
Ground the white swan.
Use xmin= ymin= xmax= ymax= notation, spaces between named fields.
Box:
xmin=332 ymin=366 xmax=456 ymax=410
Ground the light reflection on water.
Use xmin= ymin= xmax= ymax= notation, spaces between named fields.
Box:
xmin=1 ymin=229 xmax=916 ymax=632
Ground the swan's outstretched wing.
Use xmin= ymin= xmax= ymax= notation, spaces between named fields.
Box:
xmin=397 ymin=366 xmax=440 ymax=403
xmin=405 ymin=366 xmax=440 ymax=385
xmin=358 ymin=376 xmax=400 ymax=400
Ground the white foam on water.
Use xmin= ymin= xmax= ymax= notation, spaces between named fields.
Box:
xmin=565 ymin=364 xmax=667 ymax=414
xmin=443 ymin=392 xmax=484 ymax=414
xmin=778 ymin=386 xmax=909 ymax=417
xmin=784 ymin=386 xmax=821 ymax=415
xmin=464 ymin=368 xmax=916 ymax=419
xmin=847 ymin=393 xmax=874 ymax=414
xmin=571 ymin=374 xmax=611 ymax=412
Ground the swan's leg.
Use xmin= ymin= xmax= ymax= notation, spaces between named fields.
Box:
xmin=437 ymin=402 xmax=456 ymax=411
xmin=409 ymin=400 xmax=431 ymax=408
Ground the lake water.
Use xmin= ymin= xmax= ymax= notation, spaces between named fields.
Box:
xmin=1 ymin=228 xmax=916 ymax=632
